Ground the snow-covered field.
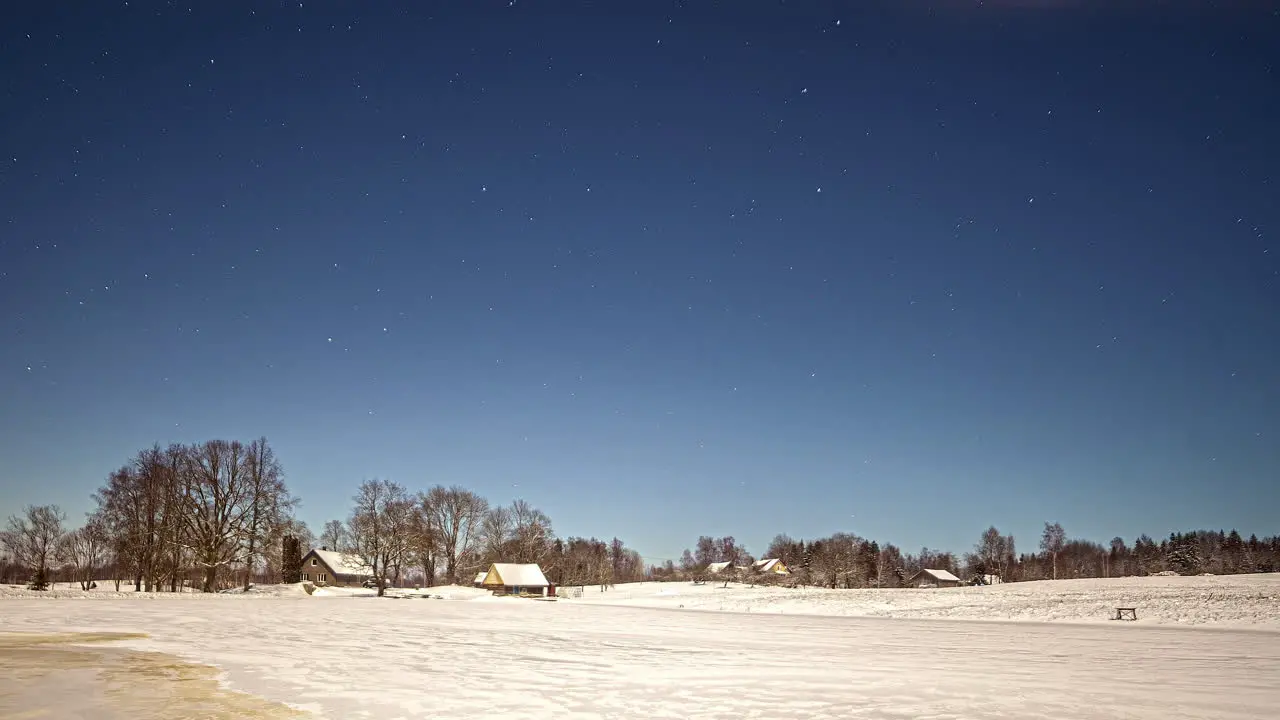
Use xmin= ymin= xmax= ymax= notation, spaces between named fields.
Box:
xmin=567 ymin=573 xmax=1280 ymax=629
xmin=2 ymin=574 xmax=1278 ymax=718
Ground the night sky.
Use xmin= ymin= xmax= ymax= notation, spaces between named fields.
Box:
xmin=2 ymin=2 xmax=1277 ymax=563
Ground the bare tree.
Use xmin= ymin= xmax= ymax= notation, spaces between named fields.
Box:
xmin=409 ymin=493 xmax=439 ymax=587
xmin=179 ymin=440 xmax=255 ymax=592
xmin=877 ymin=543 xmax=906 ymax=588
xmin=384 ymin=493 xmax=414 ymax=588
xmin=692 ymin=536 xmax=719 ymax=568
xmin=347 ymin=479 xmax=409 ymax=596
xmin=2 ymin=505 xmax=66 ymax=590
xmin=479 ymin=505 xmax=512 ymax=566
xmin=320 ymin=519 xmax=346 ymax=551
xmin=58 ymin=515 xmax=111 ymax=590
xmin=154 ymin=444 xmax=190 ymax=592
xmin=1041 ymin=522 xmax=1067 ymax=580
xmin=240 ymin=437 xmax=296 ymax=590
xmin=508 ymin=499 xmax=554 ymax=564
xmin=558 ymin=537 xmax=612 ymax=588
xmin=94 ymin=449 xmax=173 ymax=592
xmin=608 ymin=537 xmax=644 ymax=585
xmin=422 ymin=485 xmax=488 ymax=584
xmin=810 ymin=533 xmax=860 ymax=588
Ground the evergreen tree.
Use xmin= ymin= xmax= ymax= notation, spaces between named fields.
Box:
xmin=1166 ymin=532 xmax=1202 ymax=575
xmin=1223 ymin=530 xmax=1244 ymax=574
xmin=281 ymin=535 xmax=302 ymax=584
xmin=868 ymin=541 xmax=881 ymax=586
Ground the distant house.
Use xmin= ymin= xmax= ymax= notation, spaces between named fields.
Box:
xmin=301 ymin=547 xmax=372 ymax=587
xmin=481 ymin=563 xmax=551 ymax=596
xmin=753 ymin=558 xmax=791 ymax=575
xmin=473 ymin=571 xmax=487 ymax=588
xmin=908 ymin=568 xmax=962 ymax=588
xmin=706 ymin=561 xmax=734 ymax=575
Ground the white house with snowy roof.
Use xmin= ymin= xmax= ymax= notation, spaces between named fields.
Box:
xmin=907 ymin=568 xmax=962 ymax=588
xmin=705 ymin=561 xmax=734 ymax=575
xmin=300 ymin=547 xmax=373 ymax=587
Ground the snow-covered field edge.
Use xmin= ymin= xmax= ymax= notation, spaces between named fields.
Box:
xmin=4 ymin=573 xmax=1277 ymax=630
xmin=560 ymin=573 xmax=1280 ymax=630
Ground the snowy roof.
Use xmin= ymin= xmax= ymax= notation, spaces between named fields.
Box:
xmin=917 ymin=569 xmax=961 ymax=583
xmin=754 ymin=559 xmax=789 ymax=573
xmin=308 ymin=549 xmax=371 ymax=577
xmin=483 ymin=563 xmax=549 ymax=587
xmin=706 ymin=561 xmax=733 ymax=574
xmin=474 ymin=571 xmax=487 ymax=584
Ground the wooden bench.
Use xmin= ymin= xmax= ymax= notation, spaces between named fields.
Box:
xmin=1113 ymin=607 xmax=1137 ymax=621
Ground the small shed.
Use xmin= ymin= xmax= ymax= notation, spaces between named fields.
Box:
xmin=481 ymin=563 xmax=550 ymax=596
xmin=706 ymin=561 xmax=733 ymax=575
xmin=908 ymin=568 xmax=962 ymax=588
xmin=473 ymin=571 xmax=487 ymax=588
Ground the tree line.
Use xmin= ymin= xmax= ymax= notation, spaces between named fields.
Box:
xmin=652 ymin=522 xmax=1280 ymax=588
xmin=319 ymin=478 xmax=646 ymax=597
xmin=0 ymin=438 xmax=648 ymax=594
xmin=2 ymin=438 xmax=1276 ymax=592
xmin=0 ymin=438 xmax=303 ymax=592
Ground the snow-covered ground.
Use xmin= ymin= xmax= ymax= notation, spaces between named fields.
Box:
xmin=565 ymin=573 xmax=1280 ymax=629
xmin=1 ymin=575 xmax=1278 ymax=718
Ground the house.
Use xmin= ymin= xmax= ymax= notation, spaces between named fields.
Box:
xmin=300 ymin=547 xmax=372 ymax=587
xmin=473 ymin=571 xmax=487 ymax=588
xmin=753 ymin=558 xmax=791 ymax=575
xmin=481 ymin=563 xmax=550 ymax=596
xmin=706 ymin=561 xmax=734 ymax=575
xmin=908 ymin=568 xmax=962 ymax=588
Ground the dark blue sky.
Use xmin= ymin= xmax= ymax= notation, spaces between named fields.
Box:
xmin=2 ymin=2 xmax=1276 ymax=562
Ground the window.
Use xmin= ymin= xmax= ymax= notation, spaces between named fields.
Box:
xmin=302 ymin=572 xmax=309 ymax=581
xmin=311 ymin=558 xmax=317 ymax=566
xmin=318 ymin=573 xmax=327 ymax=583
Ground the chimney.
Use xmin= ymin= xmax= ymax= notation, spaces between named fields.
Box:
xmin=321 ymin=546 xmax=328 ymax=551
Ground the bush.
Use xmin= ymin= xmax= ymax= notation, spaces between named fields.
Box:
xmin=27 ymin=567 xmax=50 ymax=591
